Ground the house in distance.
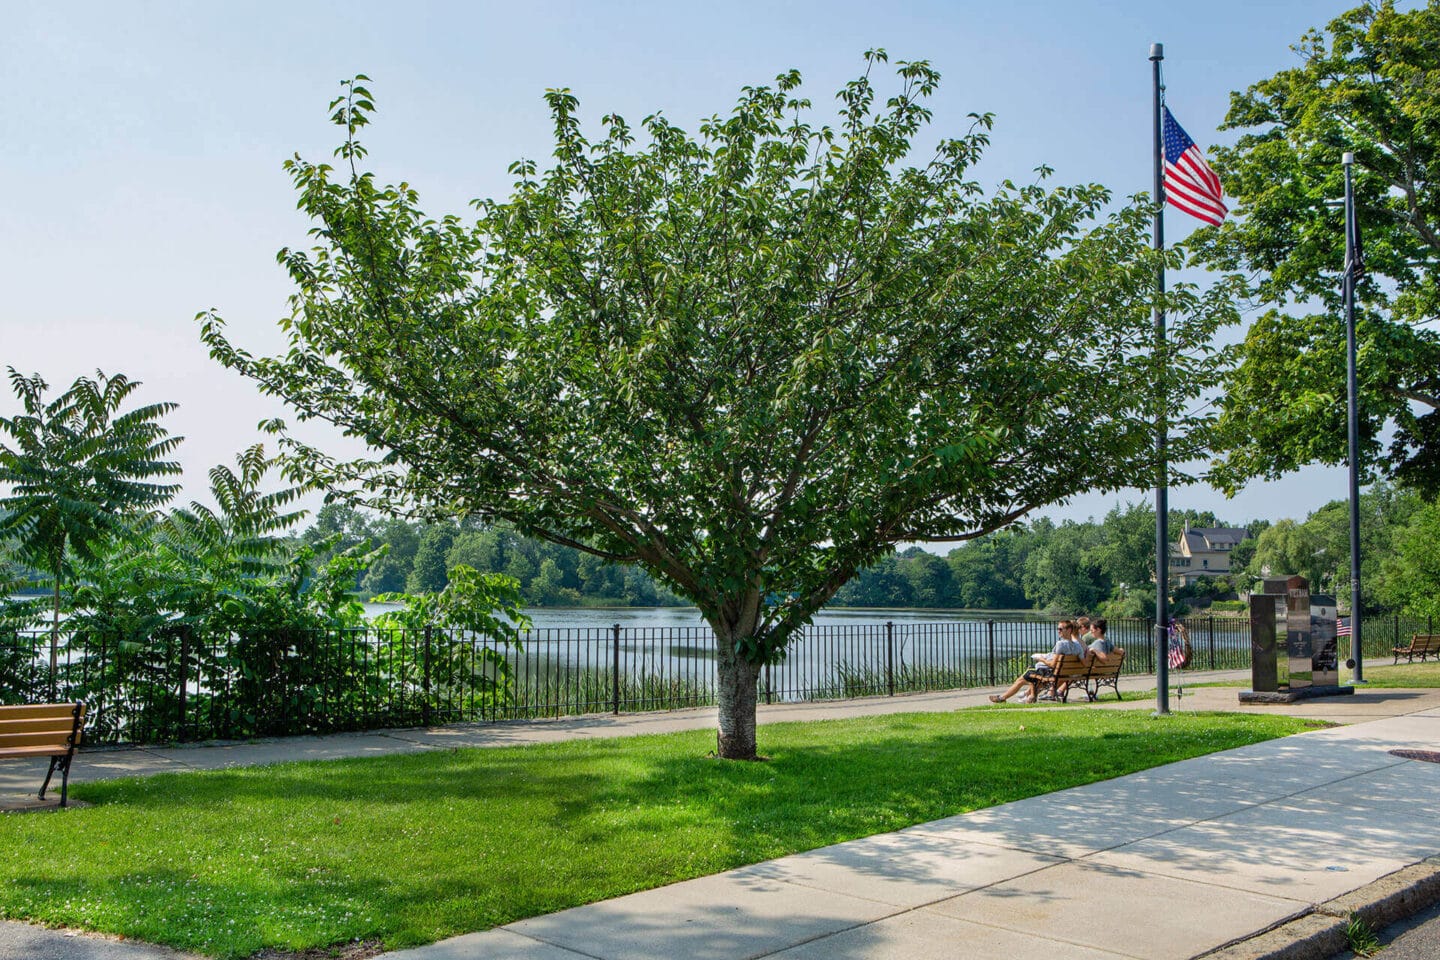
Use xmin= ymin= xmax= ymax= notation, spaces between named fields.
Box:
xmin=1170 ymin=522 xmax=1248 ymax=587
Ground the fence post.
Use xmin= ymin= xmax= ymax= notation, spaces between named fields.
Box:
xmin=1208 ymin=616 xmax=1215 ymax=670
xmin=885 ymin=621 xmax=895 ymax=697
xmin=1146 ymin=619 xmax=1155 ymax=673
xmin=987 ymin=620 xmax=996 ymax=685
xmin=421 ymin=625 xmax=433 ymax=728
xmin=764 ymin=662 xmax=772 ymax=705
xmin=1395 ymin=615 xmax=1400 ymax=651
xmin=612 ymin=623 xmax=621 ymax=715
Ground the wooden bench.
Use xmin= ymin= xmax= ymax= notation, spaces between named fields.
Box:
xmin=1076 ymin=648 xmax=1126 ymax=702
xmin=1037 ymin=654 xmax=1090 ymax=701
xmin=0 ymin=702 xmax=87 ymax=807
xmin=1393 ymin=634 xmax=1440 ymax=665
xmin=1039 ymin=649 xmax=1126 ymax=703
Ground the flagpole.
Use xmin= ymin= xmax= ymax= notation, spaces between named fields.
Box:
xmin=1151 ymin=42 xmax=1171 ymax=715
xmin=1343 ymin=151 xmax=1366 ymax=683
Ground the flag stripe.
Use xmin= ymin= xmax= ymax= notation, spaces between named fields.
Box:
xmin=1162 ymin=106 xmax=1227 ymax=226
xmin=1165 ymin=175 xmax=1227 ymax=217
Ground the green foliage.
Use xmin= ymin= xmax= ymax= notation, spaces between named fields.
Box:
xmin=201 ymin=61 xmax=1235 ymax=755
xmin=406 ymin=524 xmax=454 ymax=594
xmin=1192 ymin=2 xmax=1440 ymax=495
xmin=372 ymin=564 xmax=530 ymax=716
xmin=1247 ymin=483 xmax=1424 ymax=608
xmin=1379 ymin=499 xmax=1440 ymax=618
xmin=1345 ymin=913 xmax=1381 ymax=957
xmin=0 ymin=368 xmax=182 ymax=692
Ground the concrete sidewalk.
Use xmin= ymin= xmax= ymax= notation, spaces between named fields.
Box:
xmin=382 ymin=704 xmax=1440 ymax=960
xmin=2 ymin=669 xmax=1439 ymax=960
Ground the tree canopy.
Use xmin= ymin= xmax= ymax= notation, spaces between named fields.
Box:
xmin=1193 ymin=1 xmax=1440 ymax=495
xmin=202 ymin=57 xmax=1235 ymax=757
xmin=0 ymin=368 xmax=181 ymax=692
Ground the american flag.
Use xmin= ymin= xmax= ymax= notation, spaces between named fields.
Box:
xmin=1162 ymin=107 xmax=1227 ymax=226
xmin=1337 ymin=617 xmax=1352 ymax=638
xmin=1168 ymin=642 xmax=1187 ymax=669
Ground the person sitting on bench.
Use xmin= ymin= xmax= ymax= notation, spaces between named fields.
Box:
xmin=1051 ymin=617 xmax=1114 ymax=701
xmin=989 ymin=620 xmax=1085 ymax=704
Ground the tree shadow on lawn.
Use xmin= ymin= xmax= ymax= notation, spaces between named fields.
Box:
xmin=1 ymin=712 xmax=1315 ymax=956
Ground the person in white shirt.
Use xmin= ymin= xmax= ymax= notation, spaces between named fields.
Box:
xmin=989 ymin=620 xmax=1085 ymax=704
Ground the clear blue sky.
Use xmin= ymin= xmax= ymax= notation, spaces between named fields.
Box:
xmin=1 ymin=0 xmax=1354 ymax=531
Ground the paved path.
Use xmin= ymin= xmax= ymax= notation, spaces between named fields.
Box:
xmin=2 ymin=665 xmax=1438 ymax=960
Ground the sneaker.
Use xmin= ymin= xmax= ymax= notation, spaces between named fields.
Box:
xmin=988 ymin=694 xmax=1004 ymax=703
xmin=1037 ymin=692 xmax=1057 ymax=702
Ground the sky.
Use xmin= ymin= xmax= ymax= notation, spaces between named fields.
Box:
xmin=1 ymin=0 xmax=1359 ymax=534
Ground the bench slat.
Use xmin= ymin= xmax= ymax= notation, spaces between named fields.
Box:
xmin=0 ymin=731 xmax=77 ymax=750
xmin=0 ymin=744 xmax=75 ymax=759
xmin=0 ymin=703 xmax=83 ymax=722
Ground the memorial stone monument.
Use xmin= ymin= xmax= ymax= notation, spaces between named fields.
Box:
xmin=1240 ymin=574 xmax=1352 ymax=703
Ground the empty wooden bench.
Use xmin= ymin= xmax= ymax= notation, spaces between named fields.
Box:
xmin=0 ymin=702 xmax=87 ymax=807
xmin=1393 ymin=634 xmax=1440 ymax=665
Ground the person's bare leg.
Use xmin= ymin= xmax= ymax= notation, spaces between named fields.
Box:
xmin=990 ymin=674 xmax=1030 ymax=702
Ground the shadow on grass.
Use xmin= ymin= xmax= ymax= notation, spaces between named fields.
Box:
xmin=0 ymin=709 xmax=1324 ymax=957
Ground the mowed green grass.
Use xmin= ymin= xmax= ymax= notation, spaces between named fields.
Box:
xmin=1346 ymin=660 xmax=1440 ymax=687
xmin=0 ymin=709 xmax=1323 ymax=957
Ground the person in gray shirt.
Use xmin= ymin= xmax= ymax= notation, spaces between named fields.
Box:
xmin=1086 ymin=618 xmax=1114 ymax=661
xmin=990 ymin=620 xmax=1085 ymax=703
xmin=1051 ymin=617 xmax=1114 ymax=701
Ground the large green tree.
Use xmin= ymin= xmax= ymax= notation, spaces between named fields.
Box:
xmin=202 ymin=60 xmax=1233 ymax=758
xmin=0 ymin=369 xmax=181 ymax=693
xmin=1193 ymin=1 xmax=1440 ymax=495
xmin=1380 ymin=499 xmax=1440 ymax=618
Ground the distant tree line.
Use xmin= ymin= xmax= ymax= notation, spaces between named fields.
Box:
xmin=834 ymin=505 xmax=1256 ymax=616
xmin=303 ymin=503 xmax=1250 ymax=614
xmin=297 ymin=505 xmax=685 ymax=608
xmin=835 ymin=485 xmax=1436 ymax=619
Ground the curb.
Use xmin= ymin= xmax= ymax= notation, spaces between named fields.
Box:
xmin=1198 ymin=856 xmax=1440 ymax=960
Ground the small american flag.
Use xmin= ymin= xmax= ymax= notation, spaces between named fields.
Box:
xmin=1163 ymin=107 xmax=1227 ymax=226
xmin=1167 ymin=643 xmax=1187 ymax=669
xmin=1337 ymin=617 xmax=1352 ymax=638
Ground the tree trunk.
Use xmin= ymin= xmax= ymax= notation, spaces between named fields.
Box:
xmin=715 ymin=654 xmax=761 ymax=760
xmin=49 ymin=576 xmax=61 ymax=701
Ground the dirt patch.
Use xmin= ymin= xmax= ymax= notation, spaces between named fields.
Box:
xmin=1391 ymin=749 xmax=1440 ymax=764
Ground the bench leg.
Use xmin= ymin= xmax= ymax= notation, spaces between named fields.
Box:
xmin=38 ymin=755 xmax=59 ymax=801
xmin=58 ymin=754 xmax=73 ymax=808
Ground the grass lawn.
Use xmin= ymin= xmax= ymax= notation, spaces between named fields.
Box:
xmin=0 ymin=708 xmax=1323 ymax=957
xmin=1346 ymin=661 xmax=1440 ymax=687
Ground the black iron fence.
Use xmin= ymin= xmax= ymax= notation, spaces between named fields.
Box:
xmin=1 ymin=612 xmax=1433 ymax=745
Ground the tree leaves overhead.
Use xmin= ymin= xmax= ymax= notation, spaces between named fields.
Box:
xmin=1192 ymin=1 xmax=1440 ymax=495
xmin=201 ymin=58 xmax=1232 ymax=687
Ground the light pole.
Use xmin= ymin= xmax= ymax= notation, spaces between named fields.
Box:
xmin=1343 ymin=152 xmax=1366 ymax=683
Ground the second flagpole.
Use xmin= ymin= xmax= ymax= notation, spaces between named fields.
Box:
xmin=1151 ymin=41 xmax=1171 ymax=715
